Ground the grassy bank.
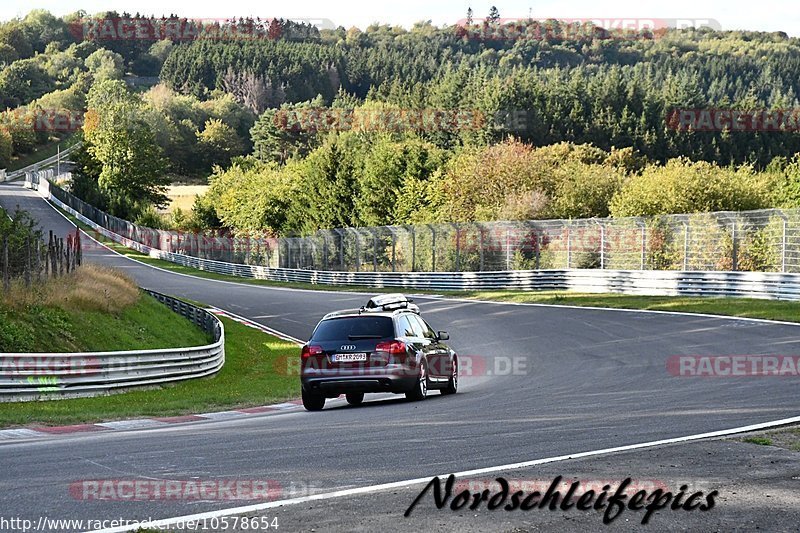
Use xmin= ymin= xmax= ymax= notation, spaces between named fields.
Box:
xmin=0 ymin=264 xmax=210 ymax=352
xmin=0 ymin=316 xmax=299 ymax=427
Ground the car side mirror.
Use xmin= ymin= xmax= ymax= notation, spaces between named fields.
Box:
xmin=437 ymin=331 xmax=449 ymax=341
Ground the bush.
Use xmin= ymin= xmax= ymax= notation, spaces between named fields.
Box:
xmin=610 ymin=158 xmax=774 ymax=217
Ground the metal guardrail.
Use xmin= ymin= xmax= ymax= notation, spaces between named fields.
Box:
xmin=0 ymin=290 xmax=224 ymax=401
xmin=6 ymin=142 xmax=80 ymax=182
xmin=26 ymin=170 xmax=800 ymax=301
xmin=36 ymin=184 xmax=800 ymax=301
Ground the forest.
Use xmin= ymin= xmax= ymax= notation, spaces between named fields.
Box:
xmin=2 ymin=9 xmax=800 ymax=236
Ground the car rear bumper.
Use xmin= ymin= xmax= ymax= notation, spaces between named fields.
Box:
xmin=302 ymin=374 xmax=417 ymax=395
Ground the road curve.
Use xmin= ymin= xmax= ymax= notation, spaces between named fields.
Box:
xmin=2 ymin=182 xmax=800 ymax=528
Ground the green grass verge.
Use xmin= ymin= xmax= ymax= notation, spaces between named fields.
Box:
xmin=6 ymin=134 xmax=78 ymax=172
xmin=0 ymin=316 xmax=300 ymax=427
xmin=0 ymin=292 xmax=210 ymax=353
xmin=57 ymin=204 xmax=800 ymax=322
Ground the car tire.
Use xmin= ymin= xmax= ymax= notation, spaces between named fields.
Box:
xmin=441 ymin=356 xmax=458 ymax=395
xmin=405 ymin=361 xmax=428 ymax=401
xmin=346 ymin=392 xmax=364 ymax=406
xmin=302 ymin=389 xmax=325 ymax=411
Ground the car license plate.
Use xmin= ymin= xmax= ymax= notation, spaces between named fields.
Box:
xmin=332 ymin=353 xmax=368 ymax=363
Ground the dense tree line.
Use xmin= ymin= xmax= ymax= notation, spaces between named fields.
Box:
xmin=160 ymin=21 xmax=800 ymax=166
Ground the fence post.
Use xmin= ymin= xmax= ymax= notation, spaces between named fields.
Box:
xmin=683 ymin=223 xmax=689 ymax=271
xmin=411 ymin=227 xmax=416 ymax=272
xmin=372 ymin=229 xmax=378 ymax=272
xmin=599 ymin=222 xmax=605 ymax=270
xmin=431 ymin=226 xmax=436 ymax=272
xmin=731 ymin=221 xmax=738 ymax=271
xmin=566 ymin=227 xmax=571 ymax=269
xmin=454 ymin=224 xmax=461 ymax=272
xmin=782 ymin=216 xmax=787 ymax=273
xmin=505 ymin=228 xmax=511 ymax=270
xmin=640 ymin=222 xmax=646 ymax=270
xmin=24 ymin=237 xmax=31 ymax=287
xmin=34 ymin=239 xmax=41 ymax=282
xmin=391 ymin=231 xmax=396 ymax=272
xmin=355 ymin=231 xmax=361 ymax=272
xmin=2 ymin=236 xmax=8 ymax=294
xmin=479 ymin=226 xmax=485 ymax=271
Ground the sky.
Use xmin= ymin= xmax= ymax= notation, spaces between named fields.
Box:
xmin=1 ymin=0 xmax=798 ymax=36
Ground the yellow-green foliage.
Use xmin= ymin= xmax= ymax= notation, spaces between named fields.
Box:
xmin=609 ymin=158 xmax=776 ymax=217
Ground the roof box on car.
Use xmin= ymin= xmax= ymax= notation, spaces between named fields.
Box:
xmin=363 ymin=293 xmax=420 ymax=313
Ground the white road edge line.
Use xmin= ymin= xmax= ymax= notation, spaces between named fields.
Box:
xmin=91 ymin=414 xmax=800 ymax=533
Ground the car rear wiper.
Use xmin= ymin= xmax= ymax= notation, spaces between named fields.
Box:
xmin=348 ymin=334 xmax=382 ymax=339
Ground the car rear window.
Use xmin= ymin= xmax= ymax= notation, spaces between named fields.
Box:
xmin=312 ymin=316 xmax=395 ymax=341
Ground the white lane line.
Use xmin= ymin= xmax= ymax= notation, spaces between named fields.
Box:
xmin=207 ymin=308 xmax=304 ymax=345
xmin=91 ymin=414 xmax=800 ymax=533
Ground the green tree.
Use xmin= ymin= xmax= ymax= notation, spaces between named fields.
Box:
xmin=83 ymin=80 xmax=168 ymax=217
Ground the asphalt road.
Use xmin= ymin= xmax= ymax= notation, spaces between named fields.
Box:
xmin=2 ymin=182 xmax=800 ymax=531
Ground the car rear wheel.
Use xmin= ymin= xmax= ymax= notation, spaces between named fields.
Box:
xmin=405 ymin=361 xmax=428 ymax=401
xmin=441 ymin=356 xmax=458 ymax=395
xmin=302 ymin=389 xmax=325 ymax=411
xmin=346 ymin=392 xmax=364 ymax=406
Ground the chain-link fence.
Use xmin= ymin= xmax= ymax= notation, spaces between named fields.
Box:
xmin=38 ymin=173 xmax=280 ymax=267
xmin=30 ymin=171 xmax=800 ymax=274
xmin=281 ymin=210 xmax=800 ymax=273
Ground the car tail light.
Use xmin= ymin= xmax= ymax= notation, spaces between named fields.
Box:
xmin=301 ymin=345 xmax=324 ymax=359
xmin=376 ymin=340 xmax=406 ymax=355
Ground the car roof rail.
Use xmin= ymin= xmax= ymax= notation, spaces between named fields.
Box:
xmin=321 ymin=308 xmax=363 ymax=320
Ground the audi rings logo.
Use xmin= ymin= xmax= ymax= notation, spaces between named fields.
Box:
xmin=340 ymin=345 xmax=356 ymax=351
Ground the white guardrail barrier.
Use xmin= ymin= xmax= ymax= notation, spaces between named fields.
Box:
xmin=25 ymin=170 xmax=800 ymax=301
xmin=5 ymin=142 xmax=80 ymax=182
xmin=0 ymin=290 xmax=224 ymax=401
